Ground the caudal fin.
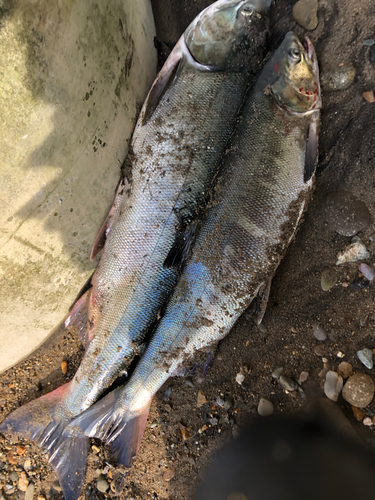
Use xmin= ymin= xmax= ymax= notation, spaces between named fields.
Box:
xmin=66 ymin=387 xmax=150 ymax=467
xmin=0 ymin=383 xmax=88 ymax=500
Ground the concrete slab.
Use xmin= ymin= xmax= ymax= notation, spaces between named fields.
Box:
xmin=0 ymin=0 xmax=157 ymax=373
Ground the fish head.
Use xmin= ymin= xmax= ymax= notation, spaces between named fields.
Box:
xmin=184 ymin=0 xmax=272 ymax=71
xmin=269 ymin=32 xmax=321 ymax=113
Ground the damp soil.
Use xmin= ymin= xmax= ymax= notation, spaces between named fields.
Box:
xmin=1 ymin=0 xmax=375 ymax=498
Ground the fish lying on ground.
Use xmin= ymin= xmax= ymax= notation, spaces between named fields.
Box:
xmin=67 ymin=32 xmax=321 ymax=468
xmin=0 ymin=1 xmax=272 ymax=498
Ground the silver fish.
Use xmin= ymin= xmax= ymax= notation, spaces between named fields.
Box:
xmin=0 ymin=1 xmax=271 ymax=498
xmin=68 ymin=32 xmax=321 ymax=468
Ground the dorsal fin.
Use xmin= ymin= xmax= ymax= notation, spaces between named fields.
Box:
xmin=142 ymin=50 xmax=182 ymax=126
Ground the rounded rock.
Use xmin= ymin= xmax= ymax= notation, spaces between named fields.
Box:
xmin=97 ymin=476 xmax=109 ymax=493
xmin=357 ymin=348 xmax=374 ymax=369
xmin=321 ymin=63 xmax=356 ymax=91
xmin=338 ymin=361 xmax=353 ymax=379
xmin=342 ymin=373 xmax=375 ymax=408
xmin=25 ymin=483 xmax=35 ymax=500
xmin=321 ymin=270 xmax=337 ymax=292
xmin=18 ymin=471 xmax=28 ymax=492
xmin=359 ymin=263 xmax=375 ymax=281
xmin=323 ymin=191 xmax=372 ymax=236
xmin=257 ymin=398 xmax=274 ymax=416
xmin=313 ymin=324 xmax=327 ymax=341
xmin=324 ymin=371 xmax=343 ymax=402
xmin=292 ymin=0 xmax=318 ymax=30
xmin=10 ymin=471 xmax=18 ymax=482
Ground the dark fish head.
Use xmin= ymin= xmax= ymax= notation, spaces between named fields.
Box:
xmin=184 ymin=0 xmax=272 ymax=71
xmin=269 ymin=32 xmax=321 ymax=113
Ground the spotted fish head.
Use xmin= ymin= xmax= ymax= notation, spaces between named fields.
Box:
xmin=184 ymin=0 xmax=272 ymax=71
xmin=269 ymin=32 xmax=321 ymax=113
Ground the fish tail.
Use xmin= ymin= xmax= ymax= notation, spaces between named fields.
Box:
xmin=66 ymin=387 xmax=150 ymax=467
xmin=0 ymin=383 xmax=88 ymax=500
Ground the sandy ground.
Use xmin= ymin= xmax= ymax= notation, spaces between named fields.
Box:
xmin=1 ymin=0 xmax=375 ymax=498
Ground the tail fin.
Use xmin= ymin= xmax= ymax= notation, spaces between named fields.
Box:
xmin=66 ymin=387 xmax=150 ymax=467
xmin=0 ymin=384 xmax=88 ymax=500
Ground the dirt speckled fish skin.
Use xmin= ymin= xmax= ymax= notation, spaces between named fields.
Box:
xmin=0 ymin=1 xmax=272 ymax=498
xmin=67 ymin=32 xmax=321 ymax=467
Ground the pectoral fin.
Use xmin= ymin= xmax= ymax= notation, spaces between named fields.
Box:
xmin=163 ymin=220 xmax=199 ymax=273
xmin=250 ymin=276 xmax=274 ymax=325
xmin=304 ymin=114 xmax=319 ymax=183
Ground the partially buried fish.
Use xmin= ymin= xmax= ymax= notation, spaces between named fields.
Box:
xmin=67 ymin=32 xmax=321 ymax=467
xmin=0 ymin=1 xmax=271 ymax=498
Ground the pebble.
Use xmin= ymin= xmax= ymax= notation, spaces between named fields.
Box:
xmin=324 ymin=371 xmax=343 ymax=402
xmin=150 ymin=420 xmax=158 ymax=429
xmin=363 ymin=417 xmax=373 ymax=426
xmin=342 ymin=373 xmax=375 ymax=407
xmin=321 ymin=63 xmax=356 ymax=91
xmin=320 ymin=270 xmax=337 ymax=291
xmin=323 ymin=191 xmax=372 ymax=237
xmin=18 ymin=471 xmax=28 ymax=492
xmin=257 ymin=398 xmax=274 ymax=416
xmin=313 ymin=324 xmax=327 ymax=341
xmin=338 ymin=361 xmax=353 ymax=379
xmin=299 ymin=371 xmax=309 ymax=383
xmin=363 ymin=91 xmax=375 ymax=103
xmin=210 ymin=417 xmax=218 ymax=426
xmin=197 ymin=391 xmax=207 ymax=408
xmin=38 ymin=496 xmax=46 ymax=500
xmin=61 ymin=360 xmax=68 ymax=375
xmin=91 ymin=445 xmax=100 ymax=454
xmin=216 ymin=396 xmax=225 ymax=407
xmin=185 ymin=378 xmax=194 ymax=388
xmin=359 ymin=263 xmax=375 ymax=281
xmin=7 ymin=451 xmax=17 ymax=465
xmin=9 ymin=471 xmax=18 ymax=482
xmin=279 ymin=375 xmax=298 ymax=392
xmin=16 ymin=446 xmax=26 ymax=456
xmin=357 ymin=348 xmax=374 ymax=369
xmin=352 ymin=406 xmax=365 ymax=421
xmin=235 ymin=372 xmax=245 ymax=385
xmin=25 ymin=483 xmax=34 ymax=500
xmin=336 ymin=237 xmax=370 ymax=265
xmin=292 ymin=0 xmax=318 ymax=30
xmin=110 ymin=471 xmax=125 ymax=495
xmin=96 ymin=476 xmax=109 ymax=493
xmin=163 ymin=468 xmax=175 ymax=482
xmin=224 ymin=397 xmax=234 ymax=410
xmin=314 ymin=345 xmax=326 ymax=356
xmin=164 ymin=403 xmax=172 ymax=413
xmin=363 ymin=39 xmax=375 ymax=46
xmin=272 ymin=367 xmax=284 ymax=379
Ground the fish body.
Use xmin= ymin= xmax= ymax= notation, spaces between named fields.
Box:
xmin=69 ymin=32 xmax=321 ymax=467
xmin=0 ymin=1 xmax=271 ymax=498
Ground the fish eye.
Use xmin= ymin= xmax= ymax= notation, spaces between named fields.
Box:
xmin=288 ymin=46 xmax=301 ymax=62
xmin=241 ymin=6 xmax=254 ymax=17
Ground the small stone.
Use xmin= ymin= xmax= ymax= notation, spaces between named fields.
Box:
xmin=359 ymin=263 xmax=375 ymax=281
xmin=91 ymin=445 xmax=100 ymax=454
xmin=9 ymin=471 xmax=18 ymax=482
xmin=323 ymin=191 xmax=372 ymax=237
xmin=180 ymin=424 xmax=191 ymax=441
xmin=25 ymin=483 xmax=34 ymax=500
xmin=292 ymin=0 xmax=318 ymax=30
xmin=257 ymin=398 xmax=274 ymax=416
xmin=342 ymin=373 xmax=375 ymax=407
xmin=38 ymin=496 xmax=46 ymax=500
xmin=363 ymin=91 xmax=375 ymax=103
xmin=279 ymin=375 xmax=298 ymax=392
xmin=336 ymin=237 xmax=370 ymax=265
xmin=209 ymin=418 xmax=218 ymax=426
xmin=363 ymin=39 xmax=375 ymax=46
xmin=185 ymin=378 xmax=194 ymax=388
xmin=363 ymin=417 xmax=373 ymax=426
xmin=235 ymin=372 xmax=245 ymax=385
xmin=163 ymin=467 xmax=175 ymax=482
xmin=164 ymin=403 xmax=172 ymax=413
xmin=321 ymin=270 xmax=337 ymax=291
xmin=313 ymin=324 xmax=327 ymax=341
xmin=61 ymin=360 xmax=68 ymax=375
xmin=52 ymin=480 xmax=62 ymax=492
xmin=224 ymin=397 xmax=234 ymax=410
xmin=7 ymin=451 xmax=17 ymax=465
xmin=314 ymin=345 xmax=326 ymax=356
xmin=338 ymin=361 xmax=353 ymax=379
xmin=336 ymin=351 xmax=345 ymax=358
xmin=18 ymin=471 xmax=28 ymax=492
xmin=324 ymin=371 xmax=343 ymax=402
xmin=197 ymin=391 xmax=207 ymax=408
xmin=299 ymin=371 xmax=309 ymax=383
xmin=110 ymin=471 xmax=125 ymax=495
xmin=321 ymin=63 xmax=356 ymax=91
xmin=16 ymin=446 xmax=26 ymax=456
xmin=352 ymin=406 xmax=365 ymax=421
xmin=150 ymin=420 xmax=158 ymax=429
xmin=272 ymin=367 xmax=284 ymax=379
xmin=97 ymin=475 xmax=109 ymax=493
xmin=216 ymin=396 xmax=225 ymax=407
xmin=357 ymin=348 xmax=374 ymax=369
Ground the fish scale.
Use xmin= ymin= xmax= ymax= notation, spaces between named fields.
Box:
xmin=67 ymin=32 xmax=321 ymax=468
